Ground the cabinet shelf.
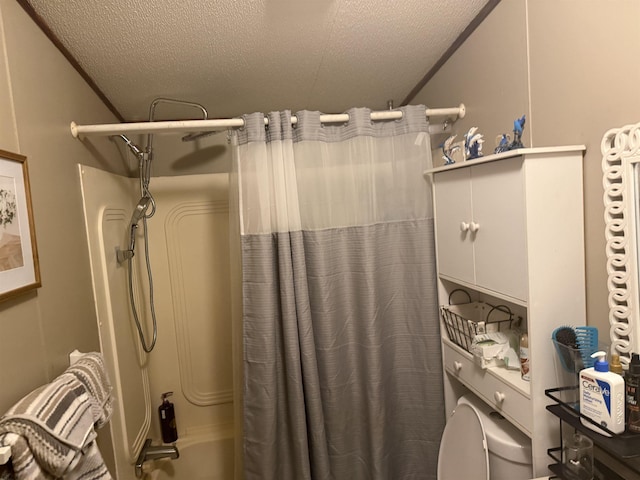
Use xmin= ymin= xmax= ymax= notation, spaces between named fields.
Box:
xmin=439 ymin=274 xmax=528 ymax=307
xmin=443 ymin=338 xmax=531 ymax=397
xmin=423 ymin=145 xmax=586 ymax=175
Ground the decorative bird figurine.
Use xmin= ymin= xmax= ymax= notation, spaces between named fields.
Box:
xmin=510 ymin=115 xmax=526 ymax=150
xmin=441 ymin=135 xmax=460 ymax=165
xmin=494 ymin=134 xmax=510 ymax=154
xmin=464 ymin=127 xmax=484 ymax=160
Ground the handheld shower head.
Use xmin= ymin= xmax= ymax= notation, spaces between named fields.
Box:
xmin=127 ymin=196 xmax=152 ymax=252
xmin=117 ymin=196 xmax=153 ymax=263
xmin=130 ymin=196 xmax=151 ymax=230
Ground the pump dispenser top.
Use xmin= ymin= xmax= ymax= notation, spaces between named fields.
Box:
xmin=592 ymin=351 xmax=609 ymax=372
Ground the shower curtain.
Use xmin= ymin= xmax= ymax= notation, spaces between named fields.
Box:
xmin=230 ymin=105 xmax=444 ymax=480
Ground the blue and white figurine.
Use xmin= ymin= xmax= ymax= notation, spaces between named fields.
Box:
xmin=441 ymin=135 xmax=460 ymax=165
xmin=494 ymin=115 xmax=526 ymax=153
xmin=464 ymin=127 xmax=484 ymax=160
xmin=509 ymin=115 xmax=526 ymax=150
xmin=494 ymin=133 xmax=510 ymax=154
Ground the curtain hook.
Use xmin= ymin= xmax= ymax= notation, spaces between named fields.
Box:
xmin=387 ymin=100 xmax=394 ymax=110
xmin=443 ymin=119 xmax=450 ymax=131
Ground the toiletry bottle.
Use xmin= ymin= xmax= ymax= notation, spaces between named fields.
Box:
xmin=159 ymin=392 xmax=178 ymax=443
xmin=579 ymin=351 xmax=625 ymax=436
xmin=519 ymin=332 xmax=530 ymax=381
xmin=626 ymin=354 xmax=640 ymax=432
xmin=610 ymin=353 xmax=624 ymax=376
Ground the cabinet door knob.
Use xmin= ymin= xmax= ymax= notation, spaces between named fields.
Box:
xmin=453 ymin=361 xmax=463 ymax=372
xmin=470 ymin=221 xmax=480 ymax=233
xmin=460 ymin=222 xmax=470 ymax=232
xmin=494 ymin=391 xmax=505 ymax=403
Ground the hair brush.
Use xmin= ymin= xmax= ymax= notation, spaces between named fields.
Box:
xmin=552 ymin=326 xmax=583 ymax=372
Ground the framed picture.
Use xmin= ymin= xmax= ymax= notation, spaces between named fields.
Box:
xmin=0 ymin=149 xmax=40 ymax=301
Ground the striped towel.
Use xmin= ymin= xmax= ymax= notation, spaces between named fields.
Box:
xmin=0 ymin=352 xmax=113 ymax=480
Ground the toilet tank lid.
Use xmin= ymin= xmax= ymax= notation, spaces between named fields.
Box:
xmin=457 ymin=394 xmax=532 ymax=464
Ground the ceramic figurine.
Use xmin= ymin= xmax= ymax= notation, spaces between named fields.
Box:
xmin=441 ymin=135 xmax=460 ymax=165
xmin=464 ymin=127 xmax=484 ymax=160
xmin=494 ymin=134 xmax=510 ymax=154
xmin=509 ymin=115 xmax=526 ymax=150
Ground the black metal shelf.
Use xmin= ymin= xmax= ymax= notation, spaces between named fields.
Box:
xmin=545 ymin=386 xmax=640 ymax=479
xmin=545 ymin=387 xmax=640 ymax=460
xmin=548 ymin=462 xmax=599 ymax=480
xmin=545 ymin=403 xmax=640 ymax=460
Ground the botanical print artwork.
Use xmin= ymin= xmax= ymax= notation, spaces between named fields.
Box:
xmin=0 ymin=174 xmax=24 ymax=272
xmin=0 ymin=176 xmax=17 ymax=228
xmin=0 ymin=150 xmax=40 ymax=301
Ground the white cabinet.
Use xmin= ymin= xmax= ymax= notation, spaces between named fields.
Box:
xmin=433 ymin=158 xmax=527 ymax=301
xmin=426 ymin=146 xmax=587 ymax=477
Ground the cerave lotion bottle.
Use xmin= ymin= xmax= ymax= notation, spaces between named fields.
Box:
xmin=579 ymin=351 xmax=625 ymax=436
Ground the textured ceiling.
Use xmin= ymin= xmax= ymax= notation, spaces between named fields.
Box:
xmin=24 ymin=0 xmax=491 ymax=122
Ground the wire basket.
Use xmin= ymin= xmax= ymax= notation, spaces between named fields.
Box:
xmin=440 ymin=289 xmax=516 ymax=352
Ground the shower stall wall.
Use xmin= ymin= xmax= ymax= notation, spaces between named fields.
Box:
xmin=79 ymin=165 xmax=235 ymax=480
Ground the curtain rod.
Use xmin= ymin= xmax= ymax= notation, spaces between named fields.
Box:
xmin=70 ymin=104 xmax=465 ymax=139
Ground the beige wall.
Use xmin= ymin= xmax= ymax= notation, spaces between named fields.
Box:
xmin=0 ymin=0 xmax=126 ymax=416
xmin=527 ymin=0 xmax=640 ymax=335
xmin=414 ymin=0 xmax=640 ymax=336
xmin=416 ymin=0 xmax=531 ymax=157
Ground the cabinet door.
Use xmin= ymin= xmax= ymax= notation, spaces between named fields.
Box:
xmin=471 ymin=158 xmax=528 ymax=300
xmin=433 ymin=167 xmax=475 ymax=285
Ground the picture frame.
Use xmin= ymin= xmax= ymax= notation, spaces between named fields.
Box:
xmin=0 ymin=149 xmax=40 ymax=301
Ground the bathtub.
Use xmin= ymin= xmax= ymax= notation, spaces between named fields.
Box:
xmin=143 ymin=433 xmax=234 ymax=480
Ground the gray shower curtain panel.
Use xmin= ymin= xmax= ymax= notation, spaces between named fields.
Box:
xmin=235 ymin=106 xmax=445 ymax=480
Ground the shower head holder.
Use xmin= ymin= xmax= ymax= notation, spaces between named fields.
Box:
xmin=116 ymin=246 xmax=134 ymax=264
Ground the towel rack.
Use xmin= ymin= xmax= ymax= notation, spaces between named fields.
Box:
xmin=0 ymin=350 xmax=87 ymax=465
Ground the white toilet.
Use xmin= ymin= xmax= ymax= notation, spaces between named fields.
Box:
xmin=437 ymin=393 xmax=533 ymax=480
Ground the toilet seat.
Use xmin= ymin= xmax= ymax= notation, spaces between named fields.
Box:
xmin=437 ymin=402 xmax=489 ymax=480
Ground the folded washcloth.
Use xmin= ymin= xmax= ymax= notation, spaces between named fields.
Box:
xmin=0 ymin=352 xmax=113 ymax=480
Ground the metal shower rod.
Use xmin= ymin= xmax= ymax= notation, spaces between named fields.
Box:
xmin=70 ymin=104 xmax=465 ymax=138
